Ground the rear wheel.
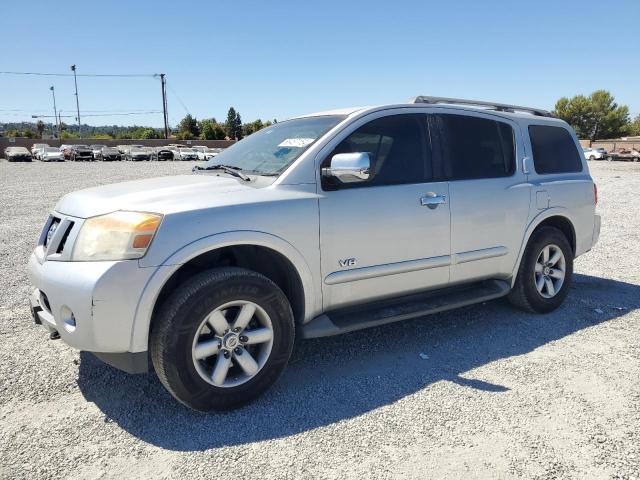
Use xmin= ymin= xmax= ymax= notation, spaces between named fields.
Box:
xmin=508 ymin=226 xmax=573 ymax=313
xmin=150 ymin=267 xmax=295 ymax=411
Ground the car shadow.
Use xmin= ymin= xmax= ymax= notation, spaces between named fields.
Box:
xmin=77 ymin=273 xmax=639 ymax=451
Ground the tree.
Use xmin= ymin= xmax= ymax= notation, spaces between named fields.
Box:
xmin=131 ymin=127 xmax=161 ymax=139
xmin=554 ymin=90 xmax=630 ymax=143
xmin=36 ymin=120 xmax=45 ymax=138
xmin=199 ymin=119 xmax=227 ymax=140
xmin=225 ymin=107 xmax=243 ymax=140
xmin=629 ymin=115 xmax=640 ymax=137
xmin=177 ymin=114 xmax=200 ymax=138
xmin=235 ymin=111 xmax=243 ymax=140
xmin=242 ymin=119 xmax=264 ymax=137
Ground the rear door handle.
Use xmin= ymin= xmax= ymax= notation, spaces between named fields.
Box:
xmin=420 ymin=193 xmax=446 ymax=209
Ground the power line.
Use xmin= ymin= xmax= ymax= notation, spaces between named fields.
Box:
xmin=0 ymin=109 xmax=162 ymax=113
xmin=0 ymin=71 xmax=157 ymax=78
xmin=165 ymin=81 xmax=190 ymax=115
xmin=29 ymin=111 xmax=161 ymax=118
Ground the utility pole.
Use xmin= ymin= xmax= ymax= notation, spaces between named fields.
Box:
xmin=70 ymin=65 xmax=81 ymax=137
xmin=50 ymin=86 xmax=60 ymax=138
xmin=160 ymin=73 xmax=169 ymax=139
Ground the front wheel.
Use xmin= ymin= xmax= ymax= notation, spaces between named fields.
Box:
xmin=508 ymin=226 xmax=573 ymax=313
xmin=150 ymin=267 xmax=295 ymax=411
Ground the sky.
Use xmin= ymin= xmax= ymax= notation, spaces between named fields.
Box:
xmin=2 ymin=0 xmax=639 ymax=128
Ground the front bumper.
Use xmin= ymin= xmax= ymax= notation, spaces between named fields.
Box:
xmin=28 ymin=250 xmax=157 ymax=372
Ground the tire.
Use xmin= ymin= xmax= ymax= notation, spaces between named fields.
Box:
xmin=589 ymin=155 xmax=595 ymax=161
xmin=508 ymin=226 xmax=573 ymax=314
xmin=150 ymin=267 xmax=295 ymax=411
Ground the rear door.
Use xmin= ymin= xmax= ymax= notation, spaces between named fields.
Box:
xmin=318 ymin=111 xmax=451 ymax=310
xmin=429 ymin=111 xmax=531 ymax=284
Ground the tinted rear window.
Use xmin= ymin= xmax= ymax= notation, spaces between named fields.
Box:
xmin=434 ymin=114 xmax=515 ymax=180
xmin=528 ymin=125 xmax=582 ymax=174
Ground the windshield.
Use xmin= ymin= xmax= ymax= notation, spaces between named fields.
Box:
xmin=44 ymin=147 xmax=58 ymax=153
xmin=201 ymin=115 xmax=345 ymax=175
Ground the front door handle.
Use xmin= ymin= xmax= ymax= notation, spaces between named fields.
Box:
xmin=420 ymin=193 xmax=446 ymax=209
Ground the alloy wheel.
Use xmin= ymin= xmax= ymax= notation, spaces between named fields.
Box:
xmin=191 ymin=300 xmax=274 ymax=388
xmin=533 ymin=244 xmax=566 ymax=299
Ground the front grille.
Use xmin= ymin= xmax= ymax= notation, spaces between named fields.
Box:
xmin=44 ymin=217 xmax=60 ymax=247
xmin=39 ymin=214 xmax=79 ymax=260
xmin=56 ymin=221 xmax=74 ymax=253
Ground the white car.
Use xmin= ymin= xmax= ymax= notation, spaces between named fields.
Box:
xmin=39 ymin=147 xmax=64 ymax=162
xmin=4 ymin=146 xmax=32 ymax=162
xmin=177 ymin=147 xmax=198 ymax=161
xmin=28 ymin=96 xmax=600 ymax=411
xmin=203 ymin=147 xmax=223 ymax=160
xmin=583 ymin=147 xmax=607 ymax=160
xmin=192 ymin=146 xmax=208 ymax=160
xmin=31 ymin=143 xmax=49 ymax=160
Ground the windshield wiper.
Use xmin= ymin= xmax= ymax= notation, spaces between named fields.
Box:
xmin=193 ymin=164 xmax=250 ymax=181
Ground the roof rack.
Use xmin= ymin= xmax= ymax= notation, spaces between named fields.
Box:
xmin=409 ymin=96 xmax=554 ymax=118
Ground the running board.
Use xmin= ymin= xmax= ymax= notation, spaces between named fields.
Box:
xmin=301 ymin=280 xmax=510 ymax=339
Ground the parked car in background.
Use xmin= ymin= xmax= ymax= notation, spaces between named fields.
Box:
xmin=31 ymin=143 xmax=50 ymax=160
xmin=191 ymin=146 xmax=223 ymax=160
xmin=583 ymin=147 xmax=607 ymax=160
xmin=606 ymin=148 xmax=640 ymax=162
xmin=126 ymin=147 xmax=152 ymax=161
xmin=177 ymin=147 xmax=198 ymax=161
xmin=39 ymin=147 xmax=64 ymax=162
xmin=121 ymin=144 xmax=145 ymax=158
xmin=167 ymin=146 xmax=182 ymax=160
xmin=155 ymin=147 xmax=174 ymax=161
xmin=192 ymin=146 xmax=208 ymax=160
xmin=90 ymin=145 xmax=107 ymax=159
xmin=116 ymin=145 xmax=129 ymax=155
xmin=98 ymin=147 xmax=122 ymax=161
xmin=4 ymin=146 xmax=32 ymax=162
xmin=70 ymin=145 xmax=93 ymax=161
xmin=203 ymin=147 xmax=223 ymax=160
xmin=59 ymin=145 xmax=73 ymax=160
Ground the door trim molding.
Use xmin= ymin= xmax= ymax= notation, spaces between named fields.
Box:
xmin=324 ymin=255 xmax=451 ymax=285
xmin=453 ymin=246 xmax=508 ymax=265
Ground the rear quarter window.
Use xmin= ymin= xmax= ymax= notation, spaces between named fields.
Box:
xmin=528 ymin=125 xmax=583 ymax=174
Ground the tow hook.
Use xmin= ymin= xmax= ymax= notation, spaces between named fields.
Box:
xmin=49 ymin=331 xmax=61 ymax=340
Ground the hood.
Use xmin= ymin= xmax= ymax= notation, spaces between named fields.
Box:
xmin=55 ymin=174 xmax=257 ymax=218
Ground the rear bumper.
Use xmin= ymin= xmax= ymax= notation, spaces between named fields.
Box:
xmin=592 ymin=213 xmax=601 ymax=246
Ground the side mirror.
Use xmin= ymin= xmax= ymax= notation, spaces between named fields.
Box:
xmin=322 ymin=152 xmax=371 ymax=183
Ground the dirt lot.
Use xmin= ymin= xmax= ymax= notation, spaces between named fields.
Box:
xmin=0 ymin=160 xmax=638 ymax=480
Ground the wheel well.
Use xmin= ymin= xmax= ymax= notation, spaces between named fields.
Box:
xmin=533 ymin=216 xmax=576 ymax=254
xmin=152 ymin=245 xmax=305 ymax=325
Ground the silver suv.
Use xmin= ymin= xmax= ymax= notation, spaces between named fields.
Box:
xmin=28 ymin=97 xmax=601 ymax=411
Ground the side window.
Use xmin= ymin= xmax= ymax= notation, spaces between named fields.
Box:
xmin=433 ymin=114 xmax=515 ymax=180
xmin=322 ymin=114 xmax=430 ymax=189
xmin=528 ymin=125 xmax=583 ymax=174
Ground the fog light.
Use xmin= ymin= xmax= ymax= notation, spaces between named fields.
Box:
xmin=60 ymin=306 xmax=76 ymax=333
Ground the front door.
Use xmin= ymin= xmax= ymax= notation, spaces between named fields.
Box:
xmin=318 ymin=112 xmax=451 ymax=310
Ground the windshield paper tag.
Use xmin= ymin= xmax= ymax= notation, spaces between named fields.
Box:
xmin=278 ymin=138 xmax=314 ymax=148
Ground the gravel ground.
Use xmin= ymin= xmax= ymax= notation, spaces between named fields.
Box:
xmin=0 ymin=160 xmax=639 ymax=480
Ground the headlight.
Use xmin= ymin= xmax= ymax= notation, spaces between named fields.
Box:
xmin=71 ymin=211 xmax=162 ymax=261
